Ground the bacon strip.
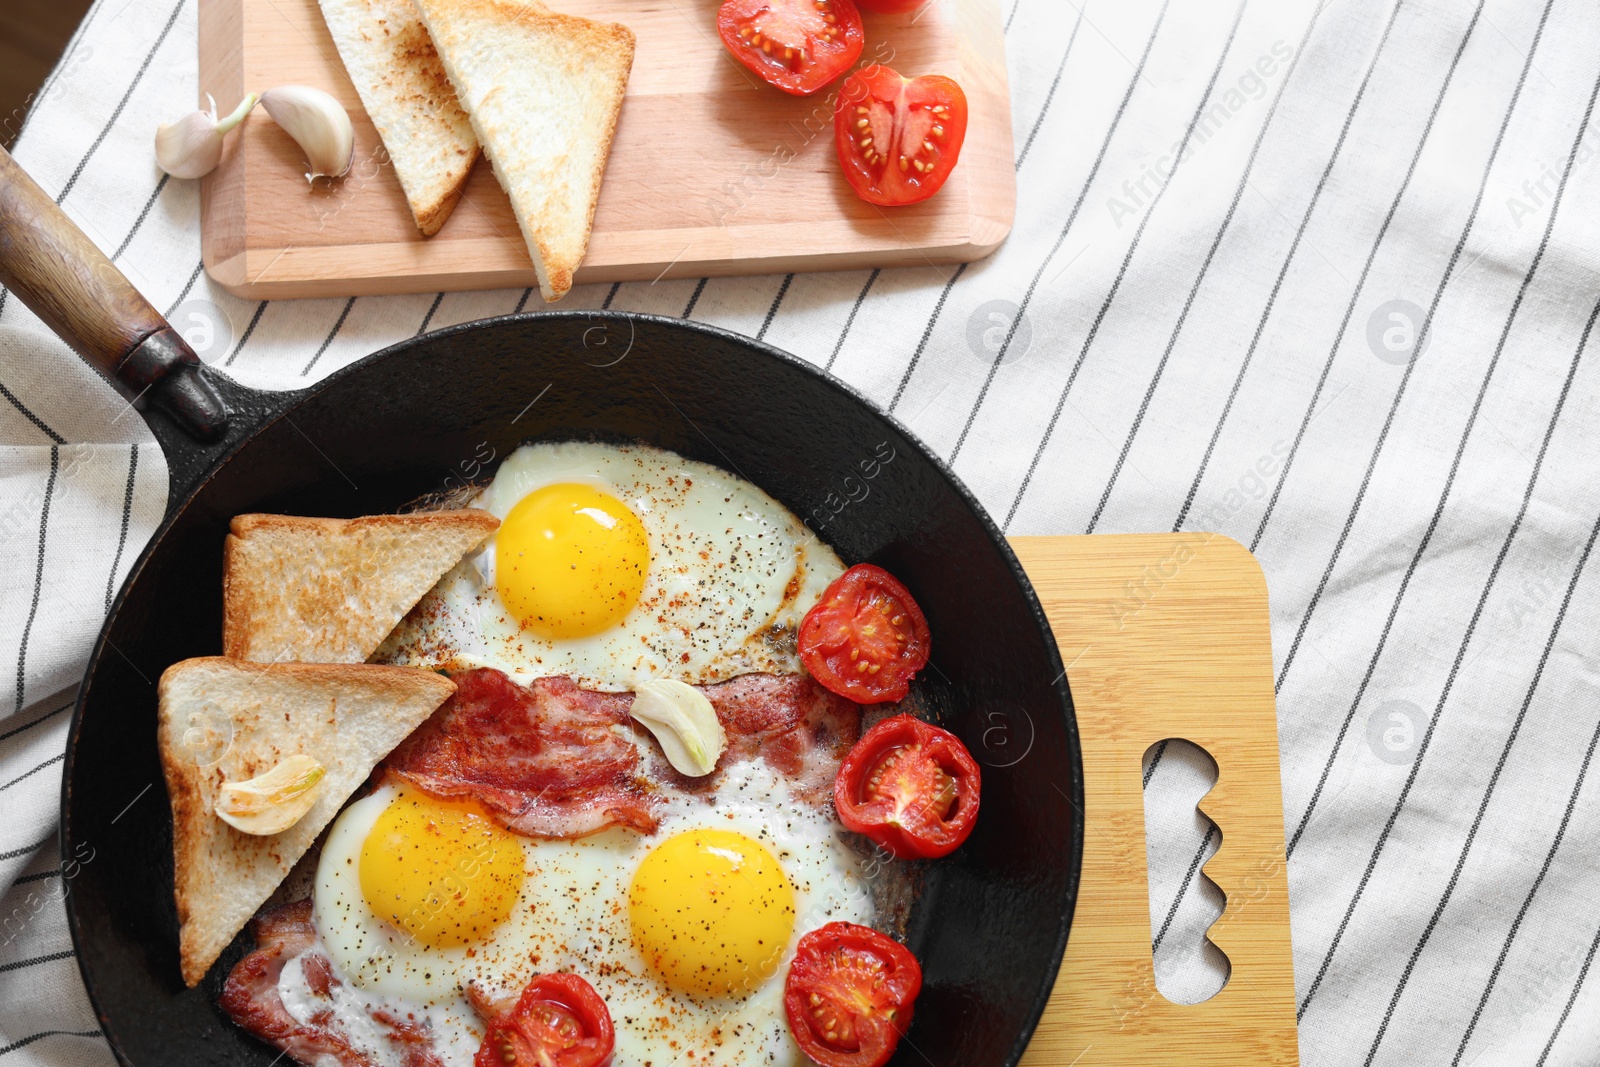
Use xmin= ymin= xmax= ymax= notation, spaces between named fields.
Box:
xmin=371 ymin=1011 xmax=450 ymax=1067
xmin=702 ymin=673 xmax=861 ymax=803
xmin=385 ymin=670 xmax=658 ymax=838
xmin=385 ymin=668 xmax=861 ymax=835
xmin=222 ymin=901 xmax=446 ymax=1067
xmin=219 ymin=901 xmax=379 ymax=1067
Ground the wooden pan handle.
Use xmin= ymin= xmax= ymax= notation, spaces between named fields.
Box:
xmin=0 ymin=147 xmax=228 ymax=442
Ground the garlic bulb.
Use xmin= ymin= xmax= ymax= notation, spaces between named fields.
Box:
xmin=154 ymin=93 xmax=257 ymax=179
xmin=629 ymin=680 xmax=728 ymax=777
xmin=259 ymin=85 xmax=354 ymax=182
xmin=215 ymin=754 xmax=326 ymax=835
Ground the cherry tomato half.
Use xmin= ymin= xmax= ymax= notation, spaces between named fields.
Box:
xmin=799 ymin=564 xmax=931 ymax=703
xmin=834 ymin=714 xmax=980 ymax=859
xmin=833 ymin=65 xmax=968 ymax=205
xmin=718 ymin=0 xmax=865 ymax=96
xmin=784 ymin=922 xmax=922 ymax=1067
xmin=472 ymin=973 xmax=615 ymax=1067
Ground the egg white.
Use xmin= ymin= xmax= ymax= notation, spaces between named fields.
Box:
xmin=375 ymin=442 xmax=844 ymax=691
xmin=311 ymin=761 xmax=876 ymax=1066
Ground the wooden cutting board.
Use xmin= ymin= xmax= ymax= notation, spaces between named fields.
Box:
xmin=196 ymin=0 xmax=1015 ymax=299
xmin=1010 ymin=534 xmax=1300 ymax=1066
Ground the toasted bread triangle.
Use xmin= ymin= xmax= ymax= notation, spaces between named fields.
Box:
xmin=411 ymin=0 xmax=636 ymax=301
xmin=158 ymin=658 xmax=456 ymax=986
xmin=318 ymin=0 xmax=481 ymax=235
xmin=222 ymin=511 xmax=498 ymax=665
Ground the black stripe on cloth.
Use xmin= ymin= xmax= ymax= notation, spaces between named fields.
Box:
xmin=53 ymin=0 xmax=188 ymax=206
xmin=300 ymin=297 xmax=358 ymax=376
xmin=162 ymin=259 xmax=205 ymax=319
xmin=111 ymin=174 xmax=168 ymax=261
xmin=994 ymin=0 xmax=1248 ymax=528
xmin=416 ymin=292 xmax=445 ymax=335
xmin=0 ymin=950 xmax=77 ymax=976
xmin=1084 ymin=0 xmax=1324 ymax=534
xmin=1269 ymin=0 xmax=1553 ymax=696
xmin=14 ymin=446 xmax=58 ymax=716
xmin=937 ymin=0 xmax=1172 ymax=447
xmin=601 ymin=281 xmax=621 ymax=310
xmin=682 ymin=278 xmax=709 ymax=319
xmin=1143 ymin=738 xmax=1170 ymax=786
xmin=0 ymin=1029 xmax=104 ymax=1057
xmin=1152 ymin=823 xmax=1216 ymax=952
xmin=0 ymin=699 xmax=71 ymax=745
xmin=224 ymin=301 xmax=269 ymax=367
xmin=824 ymin=269 xmax=879 ymax=372
xmin=1294 ymin=69 xmax=1600 ymax=1014
xmin=1005 ymin=0 xmax=1022 ymax=33
xmin=1360 ymin=351 xmax=1600 ymax=1059
xmin=1014 ymin=4 xmax=1084 ymax=172
xmin=0 ymin=752 xmax=65 ymax=792
xmin=1284 ymin=19 xmax=1590 ymax=861
xmin=1171 ymin=0 xmax=1407 ymax=532
xmin=0 ymin=837 xmax=49 ymax=862
xmin=1537 ymin=918 xmax=1600 ymax=1066
xmin=0 ymin=382 xmax=66 ymax=444
xmin=12 ymin=869 xmax=61 ymax=885
xmin=103 ymin=444 xmax=138 ymax=612
xmin=887 ymin=262 xmax=967 ymax=413
xmin=1250 ymin=1 xmax=1488 ymax=554
xmin=513 ymin=288 xmax=534 ymax=313
xmin=757 ymin=274 xmax=793 ymax=341
xmin=1453 ymin=716 xmax=1600 ymax=1064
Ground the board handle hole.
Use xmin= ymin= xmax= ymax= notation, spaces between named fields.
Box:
xmin=1142 ymin=737 xmax=1231 ymax=1004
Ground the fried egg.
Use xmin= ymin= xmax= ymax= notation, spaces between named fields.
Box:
xmin=307 ymin=760 xmax=876 ymax=1065
xmin=376 ymin=442 xmax=845 ymax=691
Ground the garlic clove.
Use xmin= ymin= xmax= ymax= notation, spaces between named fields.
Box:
xmin=215 ymin=753 xmax=326 ymax=835
xmin=154 ymin=92 xmax=257 ymax=179
xmin=629 ymin=679 xmax=727 ymax=777
xmin=259 ymin=85 xmax=354 ymax=182
xmin=155 ymin=110 xmax=223 ymax=179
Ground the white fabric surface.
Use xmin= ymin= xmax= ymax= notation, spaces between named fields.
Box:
xmin=4 ymin=0 xmax=1600 ymax=1063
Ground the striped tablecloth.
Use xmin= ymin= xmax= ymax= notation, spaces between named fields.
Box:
xmin=5 ymin=0 xmax=1600 ymax=1063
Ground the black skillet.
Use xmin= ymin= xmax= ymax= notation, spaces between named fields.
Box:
xmin=0 ymin=146 xmax=1083 ymax=1067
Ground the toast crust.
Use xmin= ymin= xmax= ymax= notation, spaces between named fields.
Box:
xmin=415 ymin=161 xmax=474 ymax=237
xmin=222 ymin=510 xmax=498 ymax=664
xmin=159 ymin=658 xmax=456 ymax=985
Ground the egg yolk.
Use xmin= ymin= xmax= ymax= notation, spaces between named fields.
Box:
xmin=629 ymin=828 xmax=797 ymax=998
xmin=495 ymin=483 xmax=650 ymax=639
xmin=358 ymin=791 xmax=524 ymax=949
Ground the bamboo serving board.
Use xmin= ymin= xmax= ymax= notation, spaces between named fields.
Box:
xmin=196 ymin=0 xmax=1015 ymax=299
xmin=1010 ymin=534 xmax=1299 ymax=1066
